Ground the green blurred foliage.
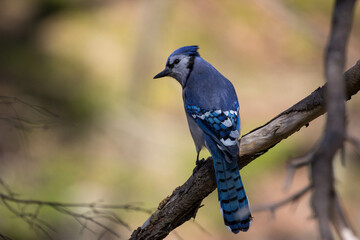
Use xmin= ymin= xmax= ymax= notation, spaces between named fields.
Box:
xmin=0 ymin=0 xmax=360 ymax=239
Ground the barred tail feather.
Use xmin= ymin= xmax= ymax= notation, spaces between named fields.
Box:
xmin=208 ymin=141 xmax=252 ymax=233
xmin=216 ymin=159 xmax=252 ymax=233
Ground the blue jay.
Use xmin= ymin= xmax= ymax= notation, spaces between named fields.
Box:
xmin=154 ymin=46 xmax=252 ymax=233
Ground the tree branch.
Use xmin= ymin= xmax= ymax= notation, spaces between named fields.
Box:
xmin=130 ymin=61 xmax=360 ymax=240
xmin=310 ymin=0 xmax=356 ymax=239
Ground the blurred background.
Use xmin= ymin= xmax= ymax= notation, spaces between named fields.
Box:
xmin=0 ymin=0 xmax=360 ymax=239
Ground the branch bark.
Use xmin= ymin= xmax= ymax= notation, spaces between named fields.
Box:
xmin=130 ymin=60 xmax=360 ymax=240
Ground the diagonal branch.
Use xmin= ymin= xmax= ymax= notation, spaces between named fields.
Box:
xmin=130 ymin=60 xmax=360 ymax=240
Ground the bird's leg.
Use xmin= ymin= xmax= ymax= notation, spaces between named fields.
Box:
xmin=193 ymin=152 xmax=206 ymax=175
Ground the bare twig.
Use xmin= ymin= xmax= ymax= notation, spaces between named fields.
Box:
xmin=253 ymin=184 xmax=312 ymax=216
xmin=0 ymin=178 xmax=17 ymax=197
xmin=0 ymin=190 xmax=152 ymax=239
xmin=284 ymin=151 xmax=314 ymax=190
xmin=0 ymin=193 xmax=151 ymax=214
xmin=0 ymin=96 xmax=60 ymax=119
xmin=51 ymin=205 xmax=120 ymax=238
xmin=1 ymin=196 xmax=56 ymax=239
xmin=0 ymin=96 xmax=62 ymax=130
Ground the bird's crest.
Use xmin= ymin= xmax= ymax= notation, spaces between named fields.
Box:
xmin=171 ymin=45 xmax=200 ymax=57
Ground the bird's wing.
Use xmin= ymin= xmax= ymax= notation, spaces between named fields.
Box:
xmin=185 ymin=105 xmax=240 ymax=162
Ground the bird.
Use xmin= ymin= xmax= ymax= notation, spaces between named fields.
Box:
xmin=154 ymin=45 xmax=252 ymax=233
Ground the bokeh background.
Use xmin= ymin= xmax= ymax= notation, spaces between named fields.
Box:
xmin=0 ymin=0 xmax=360 ymax=239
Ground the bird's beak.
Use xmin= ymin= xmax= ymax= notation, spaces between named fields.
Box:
xmin=153 ymin=68 xmax=171 ymax=79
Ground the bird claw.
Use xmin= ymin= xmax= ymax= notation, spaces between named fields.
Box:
xmin=193 ymin=158 xmax=206 ymax=175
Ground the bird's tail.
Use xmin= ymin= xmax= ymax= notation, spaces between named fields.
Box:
xmin=210 ymin=143 xmax=252 ymax=233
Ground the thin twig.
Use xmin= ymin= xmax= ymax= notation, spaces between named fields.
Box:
xmin=0 ymin=96 xmax=60 ymax=119
xmin=284 ymin=151 xmax=314 ymax=190
xmin=252 ymin=184 xmax=312 ymax=216
xmin=51 ymin=205 xmax=120 ymax=238
xmin=0 ymin=96 xmax=62 ymax=130
xmin=0 ymin=190 xmax=152 ymax=239
xmin=1 ymin=197 xmax=56 ymax=239
xmin=0 ymin=193 xmax=151 ymax=214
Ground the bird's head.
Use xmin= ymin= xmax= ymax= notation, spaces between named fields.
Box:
xmin=154 ymin=45 xmax=200 ymax=87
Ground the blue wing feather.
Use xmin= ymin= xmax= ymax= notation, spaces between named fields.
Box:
xmin=186 ymin=105 xmax=240 ymax=161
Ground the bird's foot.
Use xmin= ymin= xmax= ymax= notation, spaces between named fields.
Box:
xmin=193 ymin=158 xmax=206 ymax=175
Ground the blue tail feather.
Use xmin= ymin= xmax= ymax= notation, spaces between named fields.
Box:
xmin=207 ymin=138 xmax=252 ymax=233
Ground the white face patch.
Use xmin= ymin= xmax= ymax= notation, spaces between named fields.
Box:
xmin=168 ymin=55 xmax=191 ymax=85
xmin=169 ymin=55 xmax=190 ymax=72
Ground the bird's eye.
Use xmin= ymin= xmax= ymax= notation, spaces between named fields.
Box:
xmin=174 ymin=59 xmax=180 ymax=64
